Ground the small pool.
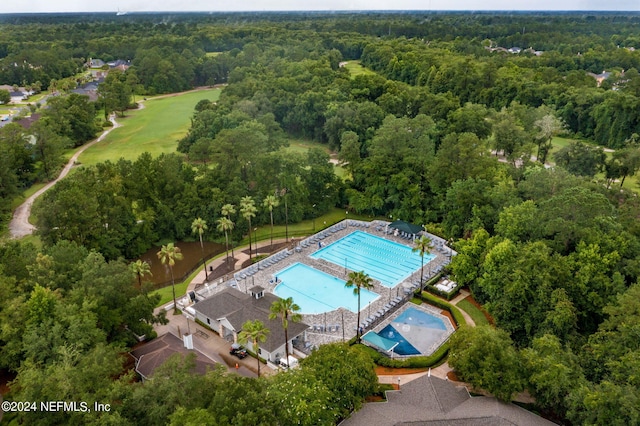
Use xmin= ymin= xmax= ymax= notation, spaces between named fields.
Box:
xmin=378 ymin=325 xmax=420 ymax=355
xmin=310 ymin=231 xmax=434 ymax=287
xmin=365 ymin=306 xmax=451 ymax=356
xmin=273 ymin=263 xmax=379 ymax=314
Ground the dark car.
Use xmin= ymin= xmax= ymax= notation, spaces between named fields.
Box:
xmin=230 ymin=344 xmax=248 ymax=359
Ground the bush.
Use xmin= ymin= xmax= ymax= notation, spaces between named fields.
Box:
xmin=355 ymin=342 xmax=450 ymax=368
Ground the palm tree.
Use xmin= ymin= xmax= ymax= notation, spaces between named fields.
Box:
xmin=240 ymin=196 xmax=257 ymax=260
xmin=413 ymin=235 xmax=434 ymax=293
xmin=130 ymin=259 xmax=152 ymax=289
xmin=221 ymin=204 xmax=236 ymax=261
xmin=269 ymin=297 xmax=301 ymax=369
xmin=263 ymin=194 xmax=279 ymax=249
xmin=345 ymin=270 xmax=374 ymax=343
xmin=191 ymin=217 xmax=209 ymax=280
xmin=157 ymin=243 xmax=183 ymax=314
xmin=238 ymin=319 xmax=270 ymax=377
xmin=217 ymin=217 xmax=234 ymax=265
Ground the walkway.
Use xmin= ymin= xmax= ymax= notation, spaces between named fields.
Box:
xmin=449 ymin=289 xmax=475 ymax=327
xmin=8 ymin=114 xmax=120 ymax=239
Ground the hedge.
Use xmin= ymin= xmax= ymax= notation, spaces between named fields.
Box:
xmin=421 ymin=271 xmax=462 ymax=301
xmin=354 ymin=342 xmax=450 ymax=368
xmin=415 ymin=292 xmax=466 ymax=327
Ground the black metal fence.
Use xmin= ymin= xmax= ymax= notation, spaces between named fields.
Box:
xmin=153 ymin=227 xmax=315 ymax=289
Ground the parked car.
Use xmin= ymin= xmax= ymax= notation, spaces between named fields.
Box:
xmin=230 ymin=343 xmax=247 ymax=359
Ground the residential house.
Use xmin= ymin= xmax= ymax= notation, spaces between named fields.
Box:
xmin=340 ymin=374 xmax=555 ymax=426
xmin=107 ymin=59 xmax=131 ymax=71
xmin=9 ymin=90 xmax=28 ymax=104
xmin=88 ymin=58 xmax=106 ymax=68
xmin=192 ymin=286 xmax=309 ymax=364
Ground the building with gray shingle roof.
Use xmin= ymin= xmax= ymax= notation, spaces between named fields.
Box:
xmin=192 ymin=287 xmax=308 ymax=363
xmin=129 ymin=332 xmax=216 ymax=381
xmin=340 ymin=375 xmax=555 ymax=426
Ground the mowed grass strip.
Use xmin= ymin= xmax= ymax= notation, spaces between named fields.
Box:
xmin=78 ymin=88 xmax=221 ymax=166
xmin=456 ymin=298 xmax=490 ymax=326
xmin=342 ymin=60 xmax=375 ymax=78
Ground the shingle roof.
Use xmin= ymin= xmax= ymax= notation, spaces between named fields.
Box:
xmin=340 ymin=375 xmax=555 ymax=426
xmin=193 ymin=288 xmax=309 ymax=353
xmin=129 ymin=333 xmax=216 ymax=380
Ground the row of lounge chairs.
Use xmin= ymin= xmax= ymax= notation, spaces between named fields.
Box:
xmin=298 ymin=222 xmax=349 ymax=250
xmin=347 ymin=220 xmax=370 ymax=228
xmin=235 ymin=250 xmax=292 ymax=280
xmin=359 ymin=297 xmax=403 ymax=329
xmin=311 ymin=324 xmax=340 ymax=333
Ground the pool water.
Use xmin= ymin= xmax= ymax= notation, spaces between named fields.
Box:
xmin=395 ymin=307 xmax=447 ymax=330
xmin=378 ymin=325 xmax=420 ymax=355
xmin=310 ymin=231 xmax=434 ymax=287
xmin=273 ymin=262 xmax=379 ymax=314
xmin=370 ymin=306 xmax=450 ymax=356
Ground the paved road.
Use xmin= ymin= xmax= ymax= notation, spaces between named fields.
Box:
xmin=8 ymin=114 xmax=120 ymax=239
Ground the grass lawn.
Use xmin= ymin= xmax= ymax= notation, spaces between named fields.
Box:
xmin=284 ymin=138 xmax=333 ymax=155
xmin=548 ymin=136 xmax=639 ymax=191
xmin=240 ymin=207 xmax=378 ymax=245
xmin=343 ymin=61 xmax=375 ymax=78
xmin=152 ymin=280 xmax=191 ymax=307
xmin=77 ymin=88 xmax=221 ymax=166
xmin=283 ymin=138 xmax=348 ymax=179
xmin=151 ymin=251 xmax=228 ymax=307
xmin=10 ymin=183 xmax=46 ymax=210
xmin=456 ymin=298 xmax=490 ymax=326
xmin=205 ymin=52 xmax=223 ymax=57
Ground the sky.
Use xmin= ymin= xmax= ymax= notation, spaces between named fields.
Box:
xmin=2 ymin=0 xmax=639 ymax=13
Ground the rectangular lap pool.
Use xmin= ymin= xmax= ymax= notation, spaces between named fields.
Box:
xmin=273 ymin=262 xmax=379 ymax=315
xmin=310 ymin=230 xmax=434 ymax=287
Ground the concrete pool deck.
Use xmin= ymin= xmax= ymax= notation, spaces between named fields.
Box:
xmin=190 ymin=219 xmax=455 ymax=353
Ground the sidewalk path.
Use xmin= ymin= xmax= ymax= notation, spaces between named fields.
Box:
xmin=449 ymin=289 xmax=475 ymax=327
xmin=9 ymin=114 xmax=120 ymax=239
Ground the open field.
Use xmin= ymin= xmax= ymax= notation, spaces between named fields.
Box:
xmin=342 ymin=60 xmax=376 ymax=78
xmin=77 ymin=88 xmax=221 ymax=166
xmin=284 ymin=138 xmax=347 ymax=179
xmin=549 ymin=136 xmax=638 ymax=191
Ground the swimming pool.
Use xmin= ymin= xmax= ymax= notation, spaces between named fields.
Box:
xmin=366 ymin=306 xmax=451 ymax=356
xmin=310 ymin=231 xmax=434 ymax=287
xmin=273 ymin=262 xmax=379 ymax=314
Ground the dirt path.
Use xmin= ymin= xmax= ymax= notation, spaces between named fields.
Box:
xmin=8 ymin=115 xmax=121 ymax=239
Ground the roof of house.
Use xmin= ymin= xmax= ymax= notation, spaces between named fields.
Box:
xmin=340 ymin=375 xmax=555 ymax=426
xmin=14 ymin=113 xmax=41 ymax=130
xmin=193 ymin=287 xmax=309 ymax=353
xmin=129 ymin=332 xmax=217 ymax=380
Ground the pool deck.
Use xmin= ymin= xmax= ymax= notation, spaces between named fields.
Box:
xmin=193 ymin=219 xmax=455 ymax=353
xmin=369 ymin=304 xmax=455 ymax=358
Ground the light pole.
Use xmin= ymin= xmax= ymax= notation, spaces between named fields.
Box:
xmin=312 ymin=204 xmax=316 ymax=231
xmin=254 ymin=228 xmax=258 ymax=257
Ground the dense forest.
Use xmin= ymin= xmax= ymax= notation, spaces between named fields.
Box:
xmin=1 ymin=11 xmax=640 ymax=424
